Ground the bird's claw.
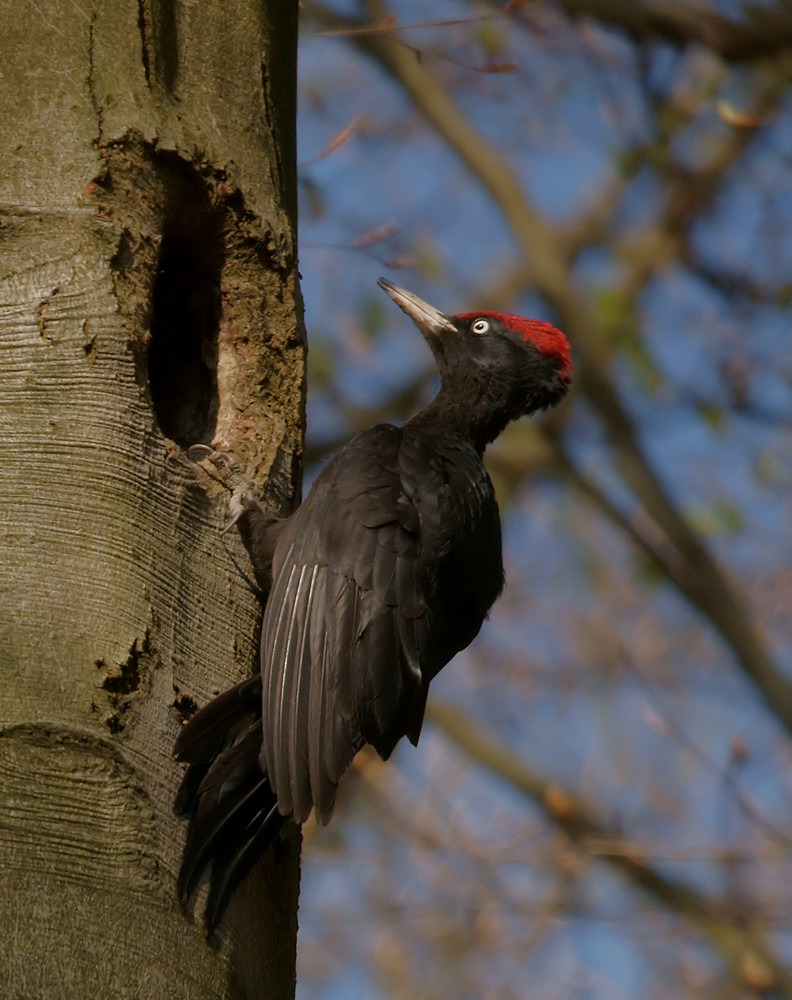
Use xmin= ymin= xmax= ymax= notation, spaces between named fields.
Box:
xmin=187 ymin=444 xmax=216 ymax=463
xmin=187 ymin=446 xmax=260 ymax=529
xmin=187 ymin=446 xmax=245 ymax=490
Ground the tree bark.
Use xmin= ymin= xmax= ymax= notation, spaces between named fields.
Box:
xmin=0 ymin=1 xmax=304 ymax=997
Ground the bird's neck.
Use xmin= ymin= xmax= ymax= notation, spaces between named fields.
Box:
xmin=405 ymin=385 xmax=512 ymax=456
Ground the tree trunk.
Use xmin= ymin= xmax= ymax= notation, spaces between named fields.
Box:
xmin=0 ymin=1 xmax=304 ymax=997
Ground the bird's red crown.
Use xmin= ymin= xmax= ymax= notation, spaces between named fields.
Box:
xmin=458 ymin=312 xmax=572 ymax=380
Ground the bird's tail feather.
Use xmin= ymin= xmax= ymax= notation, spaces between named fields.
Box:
xmin=175 ymin=675 xmax=263 ymax=764
xmin=204 ymin=795 xmax=284 ymax=932
xmin=174 ymin=675 xmax=286 ymax=934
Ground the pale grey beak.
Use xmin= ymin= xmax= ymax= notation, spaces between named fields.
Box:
xmin=378 ymin=278 xmax=457 ymax=339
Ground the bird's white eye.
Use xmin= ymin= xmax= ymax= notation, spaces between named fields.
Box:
xmin=471 ymin=318 xmax=490 ymax=334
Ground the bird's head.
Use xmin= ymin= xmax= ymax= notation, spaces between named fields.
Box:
xmin=378 ymin=278 xmax=572 ymax=439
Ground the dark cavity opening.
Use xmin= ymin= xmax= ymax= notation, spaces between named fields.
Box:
xmin=148 ymin=164 xmax=224 ymax=447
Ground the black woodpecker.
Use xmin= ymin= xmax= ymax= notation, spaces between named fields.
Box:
xmin=174 ymin=278 xmax=572 ymax=931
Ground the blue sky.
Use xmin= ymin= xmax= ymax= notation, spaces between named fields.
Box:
xmin=292 ymin=4 xmax=792 ymax=997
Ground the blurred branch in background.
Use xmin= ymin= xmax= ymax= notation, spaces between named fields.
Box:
xmin=305 ymin=0 xmax=792 ymax=745
xmin=514 ymin=0 xmax=792 ymax=63
xmin=297 ymin=1 xmax=792 ymax=997
xmin=427 ymin=699 xmax=792 ymax=996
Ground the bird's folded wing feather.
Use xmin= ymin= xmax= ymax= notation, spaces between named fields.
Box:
xmin=259 ymin=424 xmax=501 ymax=825
xmin=259 ymin=425 xmax=422 ymax=824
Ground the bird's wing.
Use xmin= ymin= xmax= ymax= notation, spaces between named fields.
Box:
xmin=259 ymin=425 xmax=504 ymax=826
xmin=259 ymin=424 xmax=427 ymax=825
xmin=395 ymin=428 xmax=504 ymax=681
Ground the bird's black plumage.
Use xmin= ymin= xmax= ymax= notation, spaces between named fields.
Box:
xmin=174 ymin=279 xmax=572 ymax=932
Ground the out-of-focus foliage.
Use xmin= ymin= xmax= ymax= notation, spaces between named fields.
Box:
xmin=295 ymin=2 xmax=792 ymax=997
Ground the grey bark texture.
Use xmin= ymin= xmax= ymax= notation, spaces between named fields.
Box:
xmin=0 ymin=1 xmax=304 ymax=997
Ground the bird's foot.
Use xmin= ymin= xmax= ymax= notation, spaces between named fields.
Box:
xmin=187 ymin=446 xmax=259 ymax=531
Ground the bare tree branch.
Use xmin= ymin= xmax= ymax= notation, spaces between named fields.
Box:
xmin=427 ymin=700 xmax=792 ymax=996
xmin=304 ymin=0 xmax=792 ymax=741
xmin=525 ymin=0 xmax=792 ymax=63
